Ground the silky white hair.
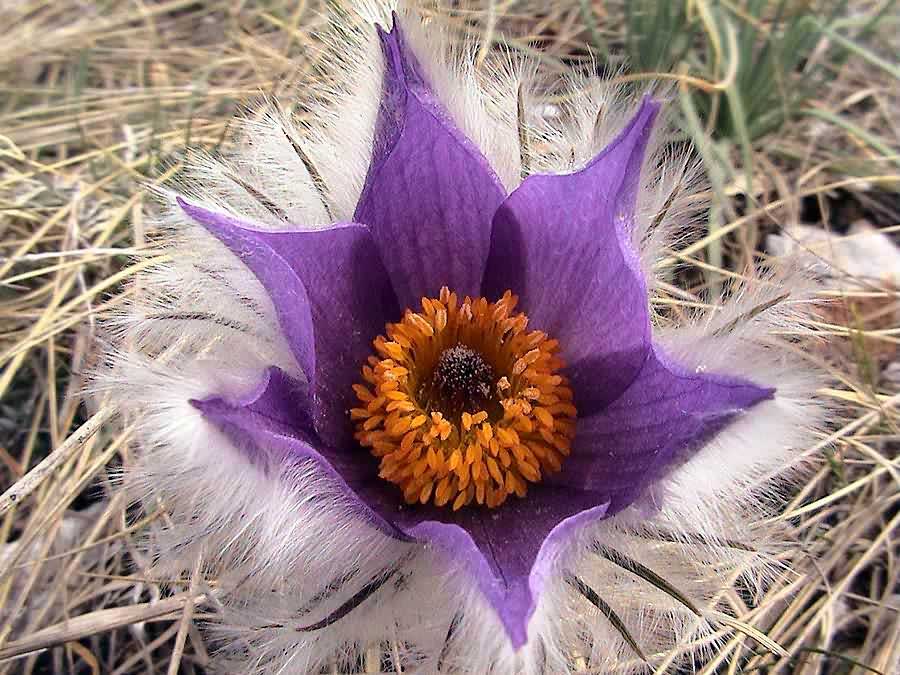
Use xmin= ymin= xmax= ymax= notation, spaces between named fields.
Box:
xmin=94 ymin=3 xmax=828 ymax=673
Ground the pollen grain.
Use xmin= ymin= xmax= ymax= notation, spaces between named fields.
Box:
xmin=351 ymin=287 xmax=576 ymax=510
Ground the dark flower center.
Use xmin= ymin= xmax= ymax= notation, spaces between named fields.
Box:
xmin=422 ymin=345 xmax=496 ymax=417
xmin=351 ymin=287 xmax=577 ymax=510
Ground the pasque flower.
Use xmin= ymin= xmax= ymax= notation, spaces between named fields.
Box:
xmin=101 ymin=7 xmax=826 ymax=674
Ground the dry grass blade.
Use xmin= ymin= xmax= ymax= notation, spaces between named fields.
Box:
xmin=706 ymin=611 xmax=789 ymax=658
xmin=0 ymin=593 xmax=208 ymax=662
xmin=165 ymin=554 xmax=203 ymax=675
xmin=0 ymin=408 xmax=113 ymax=519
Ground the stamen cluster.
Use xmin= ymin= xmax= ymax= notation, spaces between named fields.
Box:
xmin=352 ymin=287 xmax=576 ymax=510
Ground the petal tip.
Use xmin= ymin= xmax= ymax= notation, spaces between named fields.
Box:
xmin=174 ymin=194 xmax=203 ymax=220
xmin=187 ymin=396 xmax=208 ymax=413
xmin=175 ymin=195 xmax=217 ymax=229
xmin=374 ymin=15 xmax=391 ymax=39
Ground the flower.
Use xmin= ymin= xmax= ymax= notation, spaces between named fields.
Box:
xmin=100 ymin=7 xmax=826 ymax=674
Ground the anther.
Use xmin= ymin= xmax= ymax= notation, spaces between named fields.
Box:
xmin=352 ymin=288 xmax=577 ymax=510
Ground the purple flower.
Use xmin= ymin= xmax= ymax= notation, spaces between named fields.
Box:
xmin=176 ymin=20 xmax=771 ymax=649
xmin=101 ymin=10 xmax=825 ymax=674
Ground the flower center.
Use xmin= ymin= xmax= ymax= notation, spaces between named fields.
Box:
xmin=351 ymin=287 xmax=576 ymax=510
xmin=424 ymin=345 xmax=496 ymax=417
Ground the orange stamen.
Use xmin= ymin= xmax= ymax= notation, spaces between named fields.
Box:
xmin=352 ymin=287 xmax=576 ymax=510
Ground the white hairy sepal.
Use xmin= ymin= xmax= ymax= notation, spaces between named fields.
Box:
xmin=117 ymin=376 xmax=780 ymax=675
xmin=654 ymin=268 xmax=828 ymax=519
xmin=94 ymin=3 xmax=829 ymax=673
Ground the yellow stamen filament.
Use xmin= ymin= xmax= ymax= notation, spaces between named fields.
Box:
xmin=352 ymin=287 xmax=576 ymax=510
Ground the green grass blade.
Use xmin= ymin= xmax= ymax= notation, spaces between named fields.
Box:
xmin=577 ymin=0 xmax=609 ymax=59
xmin=815 ymin=20 xmax=900 ymax=79
xmin=803 ymin=108 xmax=900 ymax=169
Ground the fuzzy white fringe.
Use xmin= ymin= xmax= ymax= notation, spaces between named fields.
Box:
xmin=93 ymin=4 xmax=828 ymax=673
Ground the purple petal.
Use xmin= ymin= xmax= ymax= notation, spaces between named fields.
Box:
xmin=192 ymin=368 xmax=410 ymax=539
xmin=482 ymin=98 xmax=661 ymax=415
xmin=178 ymin=198 xmax=398 ymax=447
xmin=353 ymin=19 xmax=507 ymax=308
xmin=202 ymin=366 xmax=314 ymax=435
xmin=196 ymin=368 xmax=614 ymax=648
xmin=555 ymin=345 xmax=775 ymax=512
xmin=402 ymin=492 xmax=608 ymax=648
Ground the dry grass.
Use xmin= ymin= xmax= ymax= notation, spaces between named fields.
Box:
xmin=0 ymin=1 xmax=898 ymax=673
